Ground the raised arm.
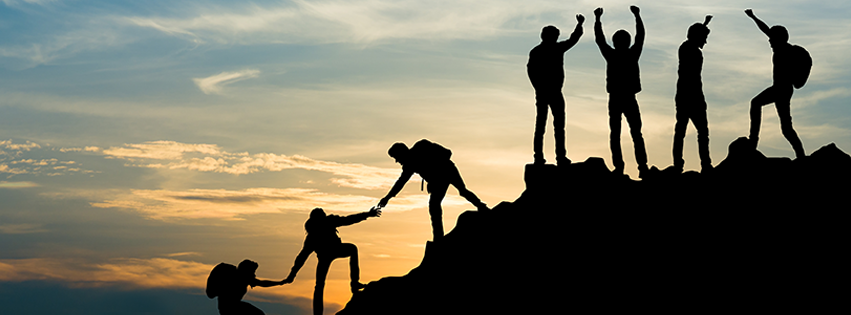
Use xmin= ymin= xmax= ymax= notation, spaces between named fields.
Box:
xmin=378 ymin=169 xmax=413 ymax=208
xmin=284 ymin=243 xmax=312 ymax=283
xmin=594 ymin=8 xmax=611 ymax=52
xmin=631 ymin=6 xmax=645 ymax=52
xmin=559 ymin=14 xmax=585 ymax=51
xmin=745 ymin=9 xmax=770 ymax=37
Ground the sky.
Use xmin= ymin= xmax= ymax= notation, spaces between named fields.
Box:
xmin=2 ymin=0 xmax=850 ymax=314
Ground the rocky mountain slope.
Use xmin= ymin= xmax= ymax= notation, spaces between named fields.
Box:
xmin=339 ymin=139 xmax=850 ymax=314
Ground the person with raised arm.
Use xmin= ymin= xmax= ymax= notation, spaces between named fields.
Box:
xmin=594 ymin=5 xmax=650 ymax=178
xmin=284 ymin=207 xmax=381 ymax=315
xmin=672 ymin=15 xmax=714 ymax=173
xmin=744 ymin=8 xmax=810 ymax=158
xmin=527 ymin=13 xmax=585 ymax=166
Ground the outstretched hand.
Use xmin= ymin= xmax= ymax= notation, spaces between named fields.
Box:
xmin=281 ymin=278 xmax=293 ymax=285
xmin=368 ymin=206 xmax=382 ymax=218
xmin=594 ymin=7 xmax=603 ymax=18
xmin=376 ymin=197 xmax=389 ymax=209
xmin=704 ymin=15 xmax=713 ymax=26
xmin=630 ymin=5 xmax=640 ymax=15
xmin=576 ymin=14 xmax=585 ymax=24
xmin=744 ymin=9 xmax=755 ymax=18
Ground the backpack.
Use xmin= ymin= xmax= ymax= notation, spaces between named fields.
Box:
xmin=206 ymin=262 xmax=237 ymax=299
xmin=790 ymin=44 xmax=812 ymax=89
xmin=412 ymin=139 xmax=452 ymax=162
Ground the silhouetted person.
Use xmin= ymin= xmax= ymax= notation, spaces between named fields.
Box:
xmin=673 ymin=16 xmax=714 ymax=173
xmin=527 ymin=14 xmax=585 ymax=166
xmin=745 ymin=9 xmax=810 ymax=158
xmin=377 ymin=139 xmax=488 ymax=241
xmin=594 ymin=6 xmax=649 ymax=177
xmin=284 ymin=207 xmax=381 ymax=315
xmin=206 ymin=259 xmax=285 ymax=315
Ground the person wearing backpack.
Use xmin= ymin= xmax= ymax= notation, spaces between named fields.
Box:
xmin=283 ymin=207 xmax=381 ymax=315
xmin=527 ymin=13 xmax=585 ymax=166
xmin=206 ymin=259 xmax=286 ymax=315
xmin=745 ymin=9 xmax=810 ymax=158
xmin=377 ymin=139 xmax=489 ymax=241
xmin=672 ymin=16 xmax=714 ymax=173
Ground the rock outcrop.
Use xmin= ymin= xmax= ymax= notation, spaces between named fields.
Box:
xmin=339 ymin=141 xmax=850 ymax=314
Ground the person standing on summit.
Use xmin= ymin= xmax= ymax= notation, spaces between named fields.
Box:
xmin=594 ymin=6 xmax=649 ymax=178
xmin=744 ymin=8 xmax=810 ymax=159
xmin=672 ymin=15 xmax=714 ymax=173
xmin=527 ymin=13 xmax=585 ymax=166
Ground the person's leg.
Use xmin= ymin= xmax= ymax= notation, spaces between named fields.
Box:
xmin=313 ymin=258 xmax=333 ymax=315
xmin=623 ymin=95 xmax=648 ymax=173
xmin=428 ymin=181 xmax=449 ymax=241
xmin=533 ymin=90 xmax=549 ymax=164
xmin=338 ymin=243 xmax=364 ymax=292
xmin=692 ymin=102 xmax=712 ymax=169
xmin=445 ymin=163 xmax=487 ymax=211
xmin=608 ymin=95 xmax=625 ymax=173
xmin=775 ymin=88 xmax=806 ymax=158
xmin=672 ymin=104 xmax=689 ymax=170
xmin=552 ymin=91 xmax=568 ymax=164
xmin=749 ymin=86 xmax=776 ymax=147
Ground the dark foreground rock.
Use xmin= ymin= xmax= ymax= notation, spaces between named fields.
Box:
xmin=339 ymin=141 xmax=850 ymax=314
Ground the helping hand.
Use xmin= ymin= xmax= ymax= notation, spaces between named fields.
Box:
xmin=377 ymin=197 xmax=389 ymax=209
xmin=369 ymin=206 xmax=382 ymax=218
xmin=576 ymin=14 xmax=585 ymax=24
xmin=630 ymin=5 xmax=640 ymax=15
xmin=744 ymin=9 xmax=755 ymax=18
xmin=594 ymin=7 xmax=603 ymax=17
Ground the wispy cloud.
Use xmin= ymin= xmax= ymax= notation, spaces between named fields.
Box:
xmin=58 ymin=146 xmax=101 ymax=153
xmin=192 ymin=69 xmax=260 ymax=95
xmin=0 ymin=181 xmax=40 ymax=189
xmin=1 ymin=140 xmax=96 ymax=178
xmin=0 ymin=257 xmax=316 ymax=310
xmin=0 ymin=257 xmax=210 ymax=290
xmin=0 ymin=223 xmax=47 ymax=234
xmin=1 ymin=0 xmax=61 ymax=7
xmin=123 ymin=0 xmax=559 ymax=45
xmin=1 ymin=139 xmax=41 ymax=153
xmin=102 ymin=141 xmax=402 ymax=190
xmin=89 ymin=187 xmax=459 ymax=220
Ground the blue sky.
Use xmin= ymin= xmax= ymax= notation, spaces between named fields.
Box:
xmin=2 ymin=1 xmax=850 ymax=314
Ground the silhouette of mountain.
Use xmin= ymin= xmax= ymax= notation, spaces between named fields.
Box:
xmin=339 ymin=139 xmax=849 ymax=314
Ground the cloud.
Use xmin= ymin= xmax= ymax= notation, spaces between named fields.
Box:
xmin=165 ymin=252 xmax=202 ymax=258
xmin=0 ymin=257 xmax=210 ymax=290
xmin=1 ymin=139 xmax=41 ymax=152
xmin=58 ymin=146 xmax=101 ymax=153
xmin=0 ymin=0 xmax=59 ymax=7
xmin=101 ymin=141 xmax=402 ymax=190
xmin=123 ymin=0 xmax=560 ymax=46
xmin=0 ymin=257 xmax=318 ymax=310
xmin=193 ymin=69 xmax=260 ymax=95
xmin=0 ymin=181 xmax=39 ymax=188
xmin=89 ymin=187 xmax=458 ymax=220
xmin=0 ymin=223 xmax=47 ymax=234
xmin=1 ymin=140 xmax=96 ymax=177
